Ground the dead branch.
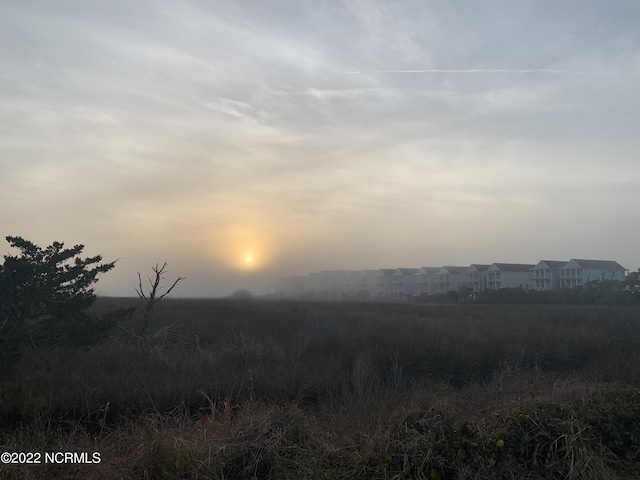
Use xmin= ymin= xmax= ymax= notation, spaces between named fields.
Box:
xmin=133 ymin=262 xmax=185 ymax=355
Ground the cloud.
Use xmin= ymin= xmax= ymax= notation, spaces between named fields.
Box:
xmin=343 ymin=68 xmax=619 ymax=75
xmin=1 ymin=0 xmax=640 ymax=294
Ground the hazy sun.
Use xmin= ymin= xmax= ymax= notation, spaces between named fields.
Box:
xmin=239 ymin=249 xmax=259 ymax=270
xmin=207 ymin=224 xmax=277 ymax=271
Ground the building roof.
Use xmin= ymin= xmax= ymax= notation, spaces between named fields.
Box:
xmin=466 ymin=264 xmax=491 ymax=272
xmin=535 ymin=260 xmax=568 ymax=269
xmin=416 ymin=267 xmax=441 ymax=274
xmin=375 ymin=268 xmax=396 ymax=276
xmin=440 ymin=266 xmax=468 ymax=274
xmin=490 ymin=263 xmax=536 ymax=272
xmin=394 ymin=268 xmax=420 ymax=275
xmin=567 ymin=259 xmax=626 ymax=270
xmin=335 ymin=269 xmax=361 ymax=276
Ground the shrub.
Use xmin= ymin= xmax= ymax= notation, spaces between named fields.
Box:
xmin=0 ymin=236 xmax=132 ymax=372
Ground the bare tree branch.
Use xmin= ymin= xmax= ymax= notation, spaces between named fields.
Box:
xmin=132 ymin=262 xmax=185 ymax=356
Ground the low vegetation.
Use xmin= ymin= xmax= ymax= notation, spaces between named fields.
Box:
xmin=2 ymin=298 xmax=640 ymax=478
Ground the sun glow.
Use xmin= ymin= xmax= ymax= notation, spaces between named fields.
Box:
xmin=208 ymin=224 xmax=275 ymax=271
xmin=236 ymin=249 xmax=260 ymax=270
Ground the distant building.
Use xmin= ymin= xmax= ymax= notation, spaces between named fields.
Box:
xmin=353 ymin=269 xmax=378 ymax=297
xmin=461 ymin=264 xmax=491 ymax=294
xmin=305 ymin=270 xmax=343 ymax=296
xmin=391 ymin=268 xmax=420 ymax=300
xmin=485 ymin=263 xmax=535 ymax=290
xmin=336 ymin=270 xmax=362 ymax=296
xmin=413 ymin=267 xmax=441 ymax=297
xmin=434 ymin=266 xmax=467 ymax=294
xmin=559 ymin=259 xmax=628 ymax=288
xmin=530 ymin=260 xmax=567 ymax=291
xmin=374 ymin=269 xmax=396 ymax=299
xmin=317 ymin=271 xmax=335 ymax=294
xmin=276 ymin=258 xmax=629 ymax=298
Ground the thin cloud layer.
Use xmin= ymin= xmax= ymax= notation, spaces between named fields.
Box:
xmin=343 ymin=69 xmax=618 ymax=74
xmin=1 ymin=0 xmax=639 ymax=296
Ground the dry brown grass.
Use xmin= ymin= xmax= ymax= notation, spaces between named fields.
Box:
xmin=2 ymin=299 xmax=640 ymax=479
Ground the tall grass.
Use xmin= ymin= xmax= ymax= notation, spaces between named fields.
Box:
xmin=2 ymin=299 xmax=640 ymax=478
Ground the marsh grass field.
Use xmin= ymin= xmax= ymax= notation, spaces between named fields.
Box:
xmin=2 ymin=298 xmax=640 ymax=479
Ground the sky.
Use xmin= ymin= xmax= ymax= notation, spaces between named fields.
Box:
xmin=2 ymin=0 xmax=640 ymax=297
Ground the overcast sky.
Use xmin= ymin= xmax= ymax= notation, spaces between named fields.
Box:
xmin=2 ymin=0 xmax=639 ymax=296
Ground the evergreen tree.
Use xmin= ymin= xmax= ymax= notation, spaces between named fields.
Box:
xmin=0 ymin=236 xmax=131 ymax=370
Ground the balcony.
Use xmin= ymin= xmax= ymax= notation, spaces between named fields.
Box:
xmin=530 ymin=269 xmax=551 ymax=280
xmin=560 ymin=268 xmax=582 ymax=280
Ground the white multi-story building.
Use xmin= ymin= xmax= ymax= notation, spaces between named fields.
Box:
xmin=434 ymin=266 xmax=467 ymax=294
xmin=351 ymin=270 xmax=378 ymax=297
xmin=461 ymin=264 xmax=491 ymax=293
xmin=529 ymin=261 xmax=567 ymax=291
xmin=559 ymin=259 xmax=628 ymax=288
xmin=277 ymin=258 xmax=629 ymax=298
xmin=413 ymin=267 xmax=441 ymax=297
xmin=391 ymin=268 xmax=420 ymax=300
xmin=485 ymin=263 xmax=535 ymax=290
xmin=374 ymin=269 xmax=396 ymax=299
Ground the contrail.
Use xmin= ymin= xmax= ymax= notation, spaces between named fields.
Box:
xmin=343 ymin=68 xmax=611 ymax=75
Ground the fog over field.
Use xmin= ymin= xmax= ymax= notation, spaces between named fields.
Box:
xmin=2 ymin=0 xmax=639 ymax=296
